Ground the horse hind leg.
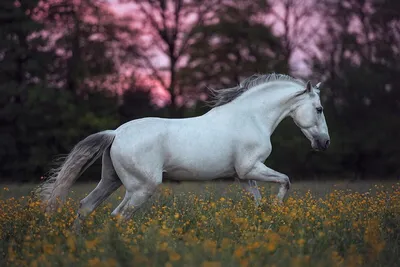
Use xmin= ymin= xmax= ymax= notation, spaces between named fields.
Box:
xmin=109 ymin=143 xmax=164 ymax=221
xmin=110 ymin=190 xmax=130 ymax=217
xmin=112 ymin=178 xmax=160 ymax=221
xmin=236 ymin=178 xmax=262 ymax=206
xmin=110 ymin=163 xmax=162 ymax=221
xmin=72 ymin=146 xmax=121 ymax=232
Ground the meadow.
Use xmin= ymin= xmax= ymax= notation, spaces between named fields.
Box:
xmin=0 ymin=180 xmax=399 ymax=267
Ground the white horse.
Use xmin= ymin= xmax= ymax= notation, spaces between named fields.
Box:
xmin=36 ymin=73 xmax=330 ymax=228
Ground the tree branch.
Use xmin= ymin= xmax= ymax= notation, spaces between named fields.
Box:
xmin=139 ymin=55 xmax=168 ymax=89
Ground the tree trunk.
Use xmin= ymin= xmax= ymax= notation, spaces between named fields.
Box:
xmin=168 ymin=56 xmax=183 ymax=118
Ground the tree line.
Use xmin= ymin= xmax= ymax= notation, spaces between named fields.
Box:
xmin=1 ymin=0 xmax=399 ymax=182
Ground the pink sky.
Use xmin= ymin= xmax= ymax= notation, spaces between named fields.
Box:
xmin=105 ymin=0 xmax=316 ymax=106
xmin=107 ymin=0 xmax=312 ymax=73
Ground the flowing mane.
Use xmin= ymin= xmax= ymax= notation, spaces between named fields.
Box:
xmin=207 ymin=73 xmax=306 ymax=107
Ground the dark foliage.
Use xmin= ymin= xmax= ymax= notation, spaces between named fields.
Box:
xmin=0 ymin=0 xmax=398 ymax=181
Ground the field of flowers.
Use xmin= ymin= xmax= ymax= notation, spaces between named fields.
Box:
xmin=0 ymin=182 xmax=399 ymax=267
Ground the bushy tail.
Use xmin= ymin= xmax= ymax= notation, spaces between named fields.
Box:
xmin=35 ymin=130 xmax=116 ymax=212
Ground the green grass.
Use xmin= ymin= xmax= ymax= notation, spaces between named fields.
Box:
xmin=1 ymin=179 xmax=397 ymax=200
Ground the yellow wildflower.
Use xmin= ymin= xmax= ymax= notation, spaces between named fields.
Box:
xmin=297 ymin=239 xmax=306 ymax=247
xmin=85 ymin=238 xmax=99 ymax=250
xmin=87 ymin=258 xmax=101 ymax=267
xmin=169 ymin=251 xmax=181 ymax=261
xmin=202 ymin=261 xmax=221 ymax=267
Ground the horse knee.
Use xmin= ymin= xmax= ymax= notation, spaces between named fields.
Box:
xmin=281 ymin=175 xmax=291 ymax=190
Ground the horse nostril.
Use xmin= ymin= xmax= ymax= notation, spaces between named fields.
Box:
xmin=325 ymin=140 xmax=330 ymax=148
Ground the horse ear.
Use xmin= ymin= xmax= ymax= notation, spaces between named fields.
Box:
xmin=305 ymin=81 xmax=312 ymax=93
xmin=316 ymin=82 xmax=322 ymax=89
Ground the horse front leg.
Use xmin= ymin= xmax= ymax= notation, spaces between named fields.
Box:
xmin=238 ymin=162 xmax=291 ymax=203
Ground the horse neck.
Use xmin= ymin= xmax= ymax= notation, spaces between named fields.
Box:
xmin=229 ymin=82 xmax=304 ymax=136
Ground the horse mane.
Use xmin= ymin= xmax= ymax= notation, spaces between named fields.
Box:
xmin=207 ymin=73 xmax=306 ymax=107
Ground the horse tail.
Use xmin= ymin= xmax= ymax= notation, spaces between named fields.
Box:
xmin=36 ymin=130 xmax=116 ymax=212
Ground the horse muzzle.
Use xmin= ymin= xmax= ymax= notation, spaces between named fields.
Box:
xmin=312 ymin=136 xmax=330 ymax=151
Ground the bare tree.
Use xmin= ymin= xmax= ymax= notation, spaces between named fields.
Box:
xmin=266 ymin=0 xmax=323 ymax=76
xmin=36 ymin=0 xmax=142 ymax=94
xmin=122 ymin=0 xmax=221 ymax=117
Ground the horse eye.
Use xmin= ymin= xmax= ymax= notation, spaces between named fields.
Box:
xmin=316 ymin=107 xmax=323 ymax=113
